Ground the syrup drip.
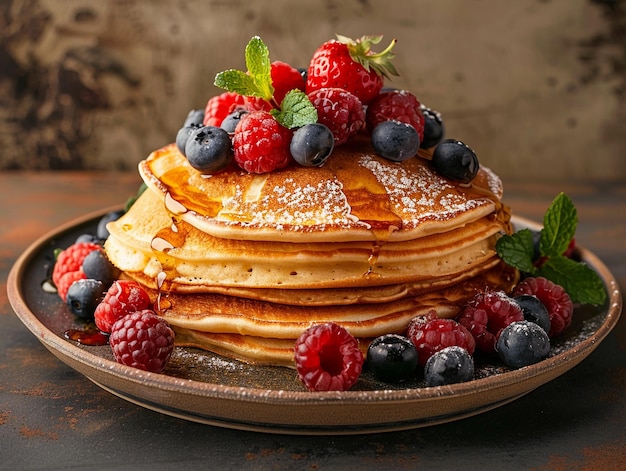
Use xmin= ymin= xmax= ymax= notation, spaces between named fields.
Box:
xmin=150 ymin=191 xmax=189 ymax=314
xmin=158 ymin=166 xmax=225 ymax=218
xmin=365 ymin=243 xmax=383 ymax=279
xmin=332 ymin=160 xmax=403 ymax=278
xmin=64 ymin=326 xmax=109 ymax=346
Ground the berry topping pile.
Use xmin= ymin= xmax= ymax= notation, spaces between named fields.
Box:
xmin=173 ymin=34 xmax=475 ymax=177
xmin=51 ymin=209 xmax=176 ymax=373
xmin=94 ymin=280 xmax=152 ymax=334
xmin=513 ymin=277 xmax=573 ymax=337
xmin=457 ymin=290 xmax=525 ymax=354
xmin=52 ymin=241 xmax=101 ymax=301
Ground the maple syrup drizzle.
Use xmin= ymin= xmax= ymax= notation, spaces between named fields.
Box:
xmin=64 ymin=326 xmax=109 ymax=346
xmin=332 ymin=161 xmax=403 ymax=278
xmin=150 ymin=191 xmax=190 ymax=314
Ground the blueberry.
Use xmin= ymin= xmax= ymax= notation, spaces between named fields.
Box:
xmin=431 ymin=139 xmax=479 ymax=183
xmin=424 ymin=346 xmax=474 ymax=386
xmin=183 ymin=108 xmax=205 ymax=127
xmin=185 ymin=125 xmax=233 ymax=173
xmin=176 ymin=124 xmax=203 ymax=156
xmin=420 ymin=106 xmax=444 ymax=149
xmin=371 ymin=120 xmax=420 ymax=162
xmin=514 ymin=294 xmax=551 ymax=334
xmin=220 ymin=108 xmax=248 ymax=135
xmin=97 ymin=210 xmax=124 ymax=240
xmin=290 ymin=123 xmax=335 ymax=167
xmin=74 ymin=233 xmax=100 ymax=244
xmin=367 ymin=334 xmax=418 ymax=382
xmin=496 ymin=320 xmax=551 ymax=369
xmin=82 ymin=250 xmax=119 ymax=288
xmin=66 ymin=279 xmax=105 ymax=320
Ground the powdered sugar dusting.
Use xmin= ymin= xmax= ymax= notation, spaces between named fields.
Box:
xmin=358 ymin=154 xmax=487 ymax=229
xmin=220 ymin=175 xmax=368 ymax=231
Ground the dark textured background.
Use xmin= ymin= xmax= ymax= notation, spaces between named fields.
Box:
xmin=1 ymin=0 xmax=625 ymax=182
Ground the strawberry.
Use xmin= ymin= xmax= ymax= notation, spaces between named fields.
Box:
xmin=306 ymin=34 xmax=398 ymax=105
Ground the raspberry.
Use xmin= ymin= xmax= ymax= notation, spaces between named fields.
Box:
xmin=294 ymin=322 xmax=364 ymax=391
xmin=203 ymin=91 xmax=246 ymax=127
xmin=94 ymin=280 xmax=152 ymax=333
xmin=457 ymin=290 xmax=525 ymax=354
xmin=246 ymin=61 xmax=305 ymax=111
xmin=513 ymin=277 xmax=573 ymax=337
xmin=365 ymin=90 xmax=425 ymax=139
xmin=57 ymin=270 xmax=87 ymax=302
xmin=232 ymin=110 xmax=292 ymax=173
xmin=307 ymin=87 xmax=365 ymax=145
xmin=109 ymin=309 xmax=175 ymax=373
xmin=406 ymin=310 xmax=476 ymax=367
xmin=52 ymin=242 xmax=101 ymax=301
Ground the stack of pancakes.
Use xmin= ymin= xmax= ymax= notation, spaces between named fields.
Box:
xmin=104 ymin=137 xmax=517 ymax=366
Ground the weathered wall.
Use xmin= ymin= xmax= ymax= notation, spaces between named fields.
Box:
xmin=1 ymin=0 xmax=624 ymax=182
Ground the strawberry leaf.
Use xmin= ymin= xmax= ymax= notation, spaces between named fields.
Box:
xmin=271 ymin=89 xmax=318 ymax=129
xmin=495 ymin=228 xmax=537 ymax=275
xmin=540 ymin=192 xmax=577 ymax=257
xmin=338 ymin=34 xmax=399 ymax=79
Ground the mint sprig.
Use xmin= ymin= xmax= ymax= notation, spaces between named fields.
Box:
xmin=271 ymin=89 xmax=317 ymax=128
xmin=496 ymin=192 xmax=607 ymax=305
xmin=214 ymin=36 xmax=317 ymax=129
xmin=214 ymin=36 xmax=274 ymax=101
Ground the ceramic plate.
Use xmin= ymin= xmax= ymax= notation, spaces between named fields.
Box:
xmin=7 ymin=210 xmax=623 ymax=435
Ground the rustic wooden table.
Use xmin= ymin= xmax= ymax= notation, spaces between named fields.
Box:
xmin=1 ymin=172 xmax=624 ymax=470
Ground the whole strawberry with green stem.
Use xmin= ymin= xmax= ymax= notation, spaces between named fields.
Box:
xmin=306 ymin=34 xmax=398 ymax=105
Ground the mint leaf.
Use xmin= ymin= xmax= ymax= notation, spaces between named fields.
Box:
xmin=496 ymin=192 xmax=606 ymax=306
xmin=495 ymin=228 xmax=537 ymax=275
xmin=214 ymin=36 xmax=273 ymax=101
xmin=244 ymin=36 xmax=273 ymax=100
xmin=214 ymin=69 xmax=263 ymax=97
xmin=538 ymin=256 xmax=607 ymax=305
xmin=540 ymin=192 xmax=577 ymax=257
xmin=270 ymin=89 xmax=318 ymax=129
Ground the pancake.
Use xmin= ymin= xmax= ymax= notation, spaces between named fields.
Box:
xmin=105 ymin=187 xmax=508 ymax=291
xmin=139 ymin=138 xmax=506 ymax=242
xmin=104 ymin=139 xmax=516 ymax=366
